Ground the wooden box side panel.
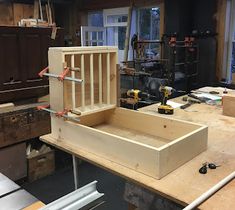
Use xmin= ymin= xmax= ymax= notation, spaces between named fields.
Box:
xmin=51 ymin=117 xmax=159 ymax=178
xmin=158 ymin=127 xmax=208 ymax=179
xmin=106 ymin=108 xmax=200 ymax=141
xmin=223 ymin=94 xmax=235 ymax=117
xmin=48 ymin=49 xmax=64 ymax=111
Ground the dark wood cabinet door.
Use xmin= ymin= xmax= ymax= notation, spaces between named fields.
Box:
xmin=0 ymin=26 xmax=64 ymax=103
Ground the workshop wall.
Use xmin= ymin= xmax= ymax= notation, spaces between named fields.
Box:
xmin=165 ymin=0 xmax=218 ymax=86
xmin=0 ymin=0 xmax=224 ymax=83
xmin=164 ymin=0 xmax=193 ymax=38
xmin=0 ymin=2 xmax=34 ymax=26
xmin=79 ymin=0 xmax=163 ymax=10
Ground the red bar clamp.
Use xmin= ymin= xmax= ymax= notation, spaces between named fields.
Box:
xmin=58 ymin=67 xmax=70 ymax=81
xmin=169 ymin=37 xmax=176 ymax=47
xmin=38 ymin=67 xmax=49 ymax=77
xmin=37 ymin=104 xmax=50 ymax=110
xmin=189 ymin=37 xmax=195 ymax=52
xmin=55 ymin=108 xmax=70 ymax=117
xmin=184 ymin=37 xmax=191 ymax=47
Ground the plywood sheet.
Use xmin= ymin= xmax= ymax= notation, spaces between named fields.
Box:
xmin=94 ymin=123 xmax=169 ymax=148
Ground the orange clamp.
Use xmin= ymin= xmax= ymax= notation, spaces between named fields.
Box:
xmin=184 ymin=37 xmax=190 ymax=47
xmin=169 ymin=37 xmax=176 ymax=47
xmin=38 ymin=67 xmax=49 ymax=77
xmin=58 ymin=67 xmax=70 ymax=81
xmin=37 ymin=104 xmax=50 ymax=110
xmin=55 ymin=108 xmax=70 ymax=117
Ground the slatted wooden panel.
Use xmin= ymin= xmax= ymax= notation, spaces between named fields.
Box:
xmin=48 ymin=46 xmax=118 ymax=116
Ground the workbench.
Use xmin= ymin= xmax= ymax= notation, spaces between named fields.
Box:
xmin=41 ymin=87 xmax=235 ymax=210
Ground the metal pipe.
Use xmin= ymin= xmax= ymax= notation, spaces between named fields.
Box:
xmin=43 ymin=73 xmax=83 ymax=83
xmin=41 ymin=107 xmax=80 ymax=122
xmin=39 ymin=181 xmax=104 ymax=210
xmin=72 ymin=155 xmax=79 ymax=190
xmin=183 ymin=171 xmax=235 ymax=210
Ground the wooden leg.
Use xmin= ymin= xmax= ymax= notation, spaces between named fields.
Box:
xmin=128 ymin=203 xmax=137 ymax=210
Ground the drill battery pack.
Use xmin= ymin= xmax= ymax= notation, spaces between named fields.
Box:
xmin=158 ymin=105 xmax=174 ymax=115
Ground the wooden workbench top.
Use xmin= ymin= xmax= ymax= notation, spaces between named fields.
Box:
xmin=41 ymin=89 xmax=235 ymax=210
xmin=138 ymin=94 xmax=235 ymax=209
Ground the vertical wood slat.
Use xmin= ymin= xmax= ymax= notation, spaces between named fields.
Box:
xmin=107 ymin=53 xmax=110 ymax=104
xmin=61 ymin=54 xmax=65 ymax=110
xmin=81 ymin=54 xmax=85 ymax=109
xmin=98 ymin=53 xmax=102 ymax=105
xmin=90 ymin=54 xmax=94 ymax=107
xmin=71 ymin=55 xmax=76 ymax=110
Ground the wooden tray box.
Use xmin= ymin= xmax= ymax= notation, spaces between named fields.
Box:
xmin=46 ymin=47 xmax=208 ymax=179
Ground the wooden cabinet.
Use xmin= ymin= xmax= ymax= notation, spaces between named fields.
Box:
xmin=0 ymin=26 xmax=64 ymax=103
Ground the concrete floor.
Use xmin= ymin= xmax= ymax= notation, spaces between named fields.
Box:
xmin=22 ymin=161 xmax=128 ymax=210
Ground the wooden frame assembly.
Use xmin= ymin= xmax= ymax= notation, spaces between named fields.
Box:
xmin=47 ymin=46 xmax=208 ymax=179
xmin=48 ymin=46 xmax=117 ymax=115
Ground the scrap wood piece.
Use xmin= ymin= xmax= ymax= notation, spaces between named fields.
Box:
xmin=223 ymin=94 xmax=235 ymax=117
xmin=33 ymin=0 xmax=39 ymax=19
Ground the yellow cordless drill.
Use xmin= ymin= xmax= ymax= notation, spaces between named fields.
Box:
xmin=127 ymin=89 xmax=150 ymax=104
xmin=158 ymin=86 xmax=175 ymax=115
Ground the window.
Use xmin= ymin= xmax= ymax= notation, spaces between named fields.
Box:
xmin=88 ymin=11 xmax=103 ymax=27
xmin=103 ymin=7 xmax=129 ymax=27
xmin=80 ymin=26 xmax=106 ymax=46
xmin=231 ymin=25 xmax=235 ymax=74
xmin=84 ymin=6 xmax=162 ymax=62
xmin=137 ymin=7 xmax=161 ymax=58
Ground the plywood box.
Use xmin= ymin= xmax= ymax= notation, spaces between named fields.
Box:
xmin=46 ymin=46 xmax=208 ymax=179
xmin=223 ymin=94 xmax=235 ymax=117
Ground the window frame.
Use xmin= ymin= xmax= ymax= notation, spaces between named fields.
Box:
xmin=80 ymin=26 xmax=106 ymax=46
xmin=225 ymin=0 xmax=235 ymax=82
xmin=88 ymin=11 xmax=104 ymax=27
xmin=103 ymin=7 xmax=129 ymax=27
xmin=137 ymin=6 xmax=161 ymax=41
